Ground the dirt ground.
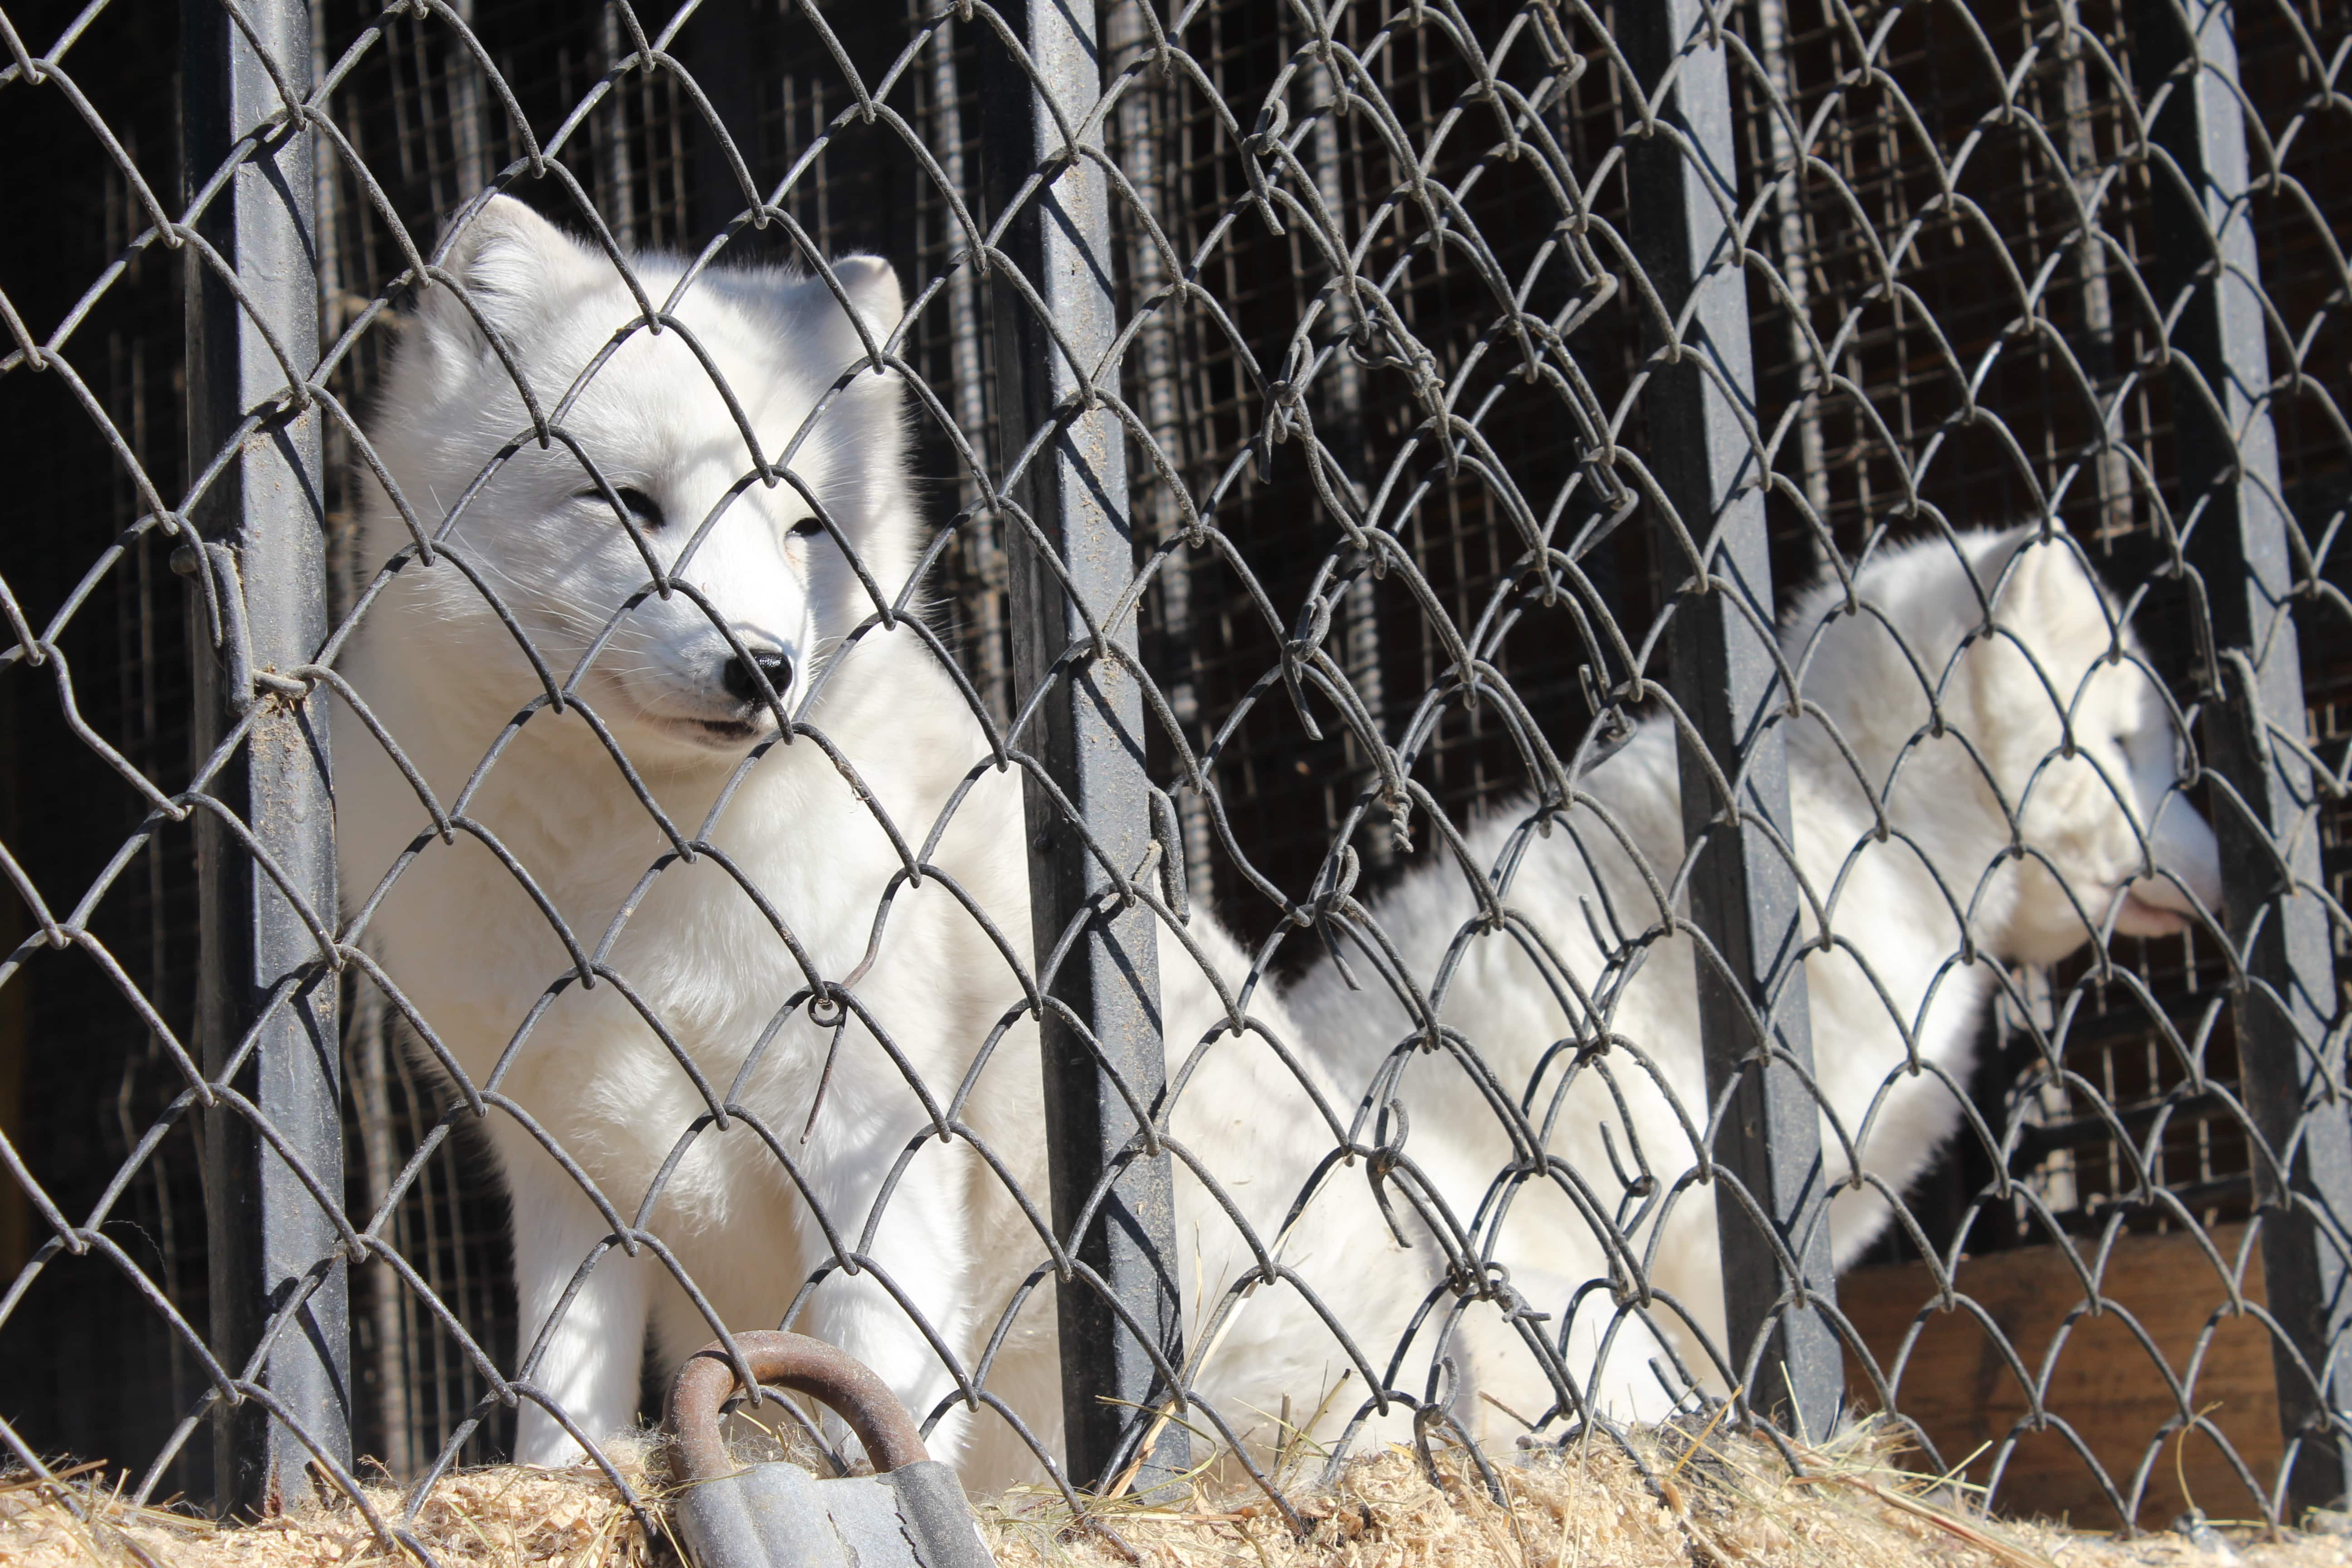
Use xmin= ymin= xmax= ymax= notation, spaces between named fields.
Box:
xmin=9 ymin=1420 xmax=2352 ymax=1568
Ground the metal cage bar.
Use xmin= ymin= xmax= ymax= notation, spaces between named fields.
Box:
xmin=1623 ymin=0 xmax=1842 ymax=1438
xmin=976 ymin=0 xmax=1188 ymax=1494
xmin=2138 ymin=0 xmax=2352 ymax=1519
xmin=181 ymin=0 xmax=345 ymax=1515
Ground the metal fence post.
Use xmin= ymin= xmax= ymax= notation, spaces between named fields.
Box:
xmin=1622 ymin=0 xmax=1843 ymax=1438
xmin=183 ymin=0 xmax=347 ymax=1514
xmin=975 ymin=0 xmax=1187 ymax=1494
xmin=2139 ymin=0 xmax=2352 ymax=1517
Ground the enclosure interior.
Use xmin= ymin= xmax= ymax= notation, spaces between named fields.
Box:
xmin=0 ymin=0 xmax=2346 ymax=1529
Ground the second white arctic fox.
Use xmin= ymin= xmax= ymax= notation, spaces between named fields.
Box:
xmin=1283 ymin=526 xmax=2225 ymax=1433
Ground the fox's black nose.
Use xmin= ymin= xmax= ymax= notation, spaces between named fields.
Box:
xmin=722 ymin=647 xmax=793 ymax=706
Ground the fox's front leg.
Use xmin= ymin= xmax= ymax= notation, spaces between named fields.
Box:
xmin=503 ymin=1150 xmax=654 ymax=1466
xmin=800 ymin=1142 xmax=981 ymax=1466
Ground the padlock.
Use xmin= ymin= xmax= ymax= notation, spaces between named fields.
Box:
xmin=664 ymin=1330 xmax=996 ymax=1568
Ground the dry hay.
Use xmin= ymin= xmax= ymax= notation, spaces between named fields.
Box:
xmin=980 ymin=1420 xmax=2352 ymax=1568
xmin=8 ymin=1420 xmax=2352 ymax=1568
xmin=0 ymin=1436 xmax=660 ymax=1568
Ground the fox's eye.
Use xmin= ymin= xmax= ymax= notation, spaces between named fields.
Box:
xmin=789 ymin=517 xmax=825 ymax=540
xmin=578 ymin=485 xmax=665 ymax=530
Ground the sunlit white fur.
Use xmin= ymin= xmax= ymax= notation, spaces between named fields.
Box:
xmin=338 ymin=194 xmax=2223 ymax=1481
xmin=1284 ymin=527 xmax=2226 ymax=1437
xmin=335 ymin=196 xmax=1452 ymax=1490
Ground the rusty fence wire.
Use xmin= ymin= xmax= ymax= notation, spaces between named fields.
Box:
xmin=0 ymin=0 xmax=2348 ymax=1548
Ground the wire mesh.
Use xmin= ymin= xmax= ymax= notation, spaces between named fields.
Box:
xmin=0 ymin=0 xmax=2347 ymax=1548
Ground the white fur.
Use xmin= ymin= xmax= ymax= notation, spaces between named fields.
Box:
xmin=338 ymin=198 xmax=2219 ymax=1482
xmin=1284 ymin=526 xmax=2225 ymax=1436
xmin=335 ymin=197 xmax=1459 ymax=1490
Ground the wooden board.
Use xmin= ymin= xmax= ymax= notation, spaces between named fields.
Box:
xmin=1837 ymin=1225 xmax=2283 ymax=1528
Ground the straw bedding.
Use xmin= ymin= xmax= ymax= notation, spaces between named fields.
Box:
xmin=8 ymin=1420 xmax=2348 ymax=1568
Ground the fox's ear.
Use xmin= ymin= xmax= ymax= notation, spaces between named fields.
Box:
xmin=1963 ymin=520 xmax=2059 ymax=607
xmin=817 ymin=254 xmax=904 ymax=343
xmin=412 ymin=195 xmax=594 ymax=368
xmin=1985 ymin=527 xmax=2117 ymax=674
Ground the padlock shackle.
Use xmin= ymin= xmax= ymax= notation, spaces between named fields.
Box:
xmin=667 ymin=1331 xmax=931 ymax=1483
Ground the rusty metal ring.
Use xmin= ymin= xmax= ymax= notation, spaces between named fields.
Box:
xmin=666 ymin=1330 xmax=930 ymax=1482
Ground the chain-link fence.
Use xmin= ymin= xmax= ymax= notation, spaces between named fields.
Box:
xmin=1 ymin=0 xmax=2347 ymax=1548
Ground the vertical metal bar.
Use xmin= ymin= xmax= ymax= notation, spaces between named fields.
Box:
xmin=183 ymin=0 xmax=346 ymax=1514
xmin=1622 ymin=0 xmax=1842 ymax=1437
xmin=1750 ymin=0 xmax=1832 ymax=566
xmin=927 ymin=8 xmax=987 ymax=503
xmin=1304 ymin=44 xmax=1388 ymax=878
xmin=596 ymin=0 xmax=639 ymax=243
xmin=2053 ymin=19 xmax=2132 ymax=540
xmin=977 ymin=0 xmax=1186 ymax=1494
xmin=927 ymin=11 xmax=1010 ymax=726
xmin=2138 ymin=0 xmax=2352 ymax=1517
xmin=1106 ymin=0 xmax=1215 ymax=901
xmin=308 ymin=0 xmax=356 ymax=631
xmin=444 ymin=0 xmax=488 ymax=209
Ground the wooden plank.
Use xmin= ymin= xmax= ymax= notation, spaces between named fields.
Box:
xmin=1839 ymin=1225 xmax=2283 ymax=1527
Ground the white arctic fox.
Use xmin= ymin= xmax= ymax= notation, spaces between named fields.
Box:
xmin=1284 ymin=525 xmax=2226 ymax=1435
xmin=334 ymin=196 xmax=1451 ymax=1489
